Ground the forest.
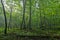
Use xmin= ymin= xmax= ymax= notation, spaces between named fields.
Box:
xmin=0 ymin=0 xmax=60 ymax=40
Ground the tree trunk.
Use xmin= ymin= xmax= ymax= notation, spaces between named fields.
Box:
xmin=28 ymin=0 xmax=32 ymax=29
xmin=8 ymin=0 xmax=13 ymax=30
xmin=1 ymin=0 xmax=7 ymax=34
xmin=21 ymin=0 xmax=26 ymax=29
xmin=8 ymin=7 xmax=12 ymax=30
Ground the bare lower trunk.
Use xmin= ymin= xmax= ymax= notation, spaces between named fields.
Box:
xmin=21 ymin=0 xmax=26 ymax=29
xmin=1 ymin=0 xmax=7 ymax=34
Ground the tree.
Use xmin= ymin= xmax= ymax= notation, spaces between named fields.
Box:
xmin=21 ymin=0 xmax=26 ymax=29
xmin=8 ymin=0 xmax=13 ymax=30
xmin=28 ymin=0 xmax=32 ymax=29
xmin=1 ymin=0 xmax=7 ymax=34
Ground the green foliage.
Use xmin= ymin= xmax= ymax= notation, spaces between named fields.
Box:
xmin=0 ymin=0 xmax=60 ymax=37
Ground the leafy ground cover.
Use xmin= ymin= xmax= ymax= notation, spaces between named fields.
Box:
xmin=0 ymin=27 xmax=60 ymax=40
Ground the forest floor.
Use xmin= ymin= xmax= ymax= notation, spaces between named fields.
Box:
xmin=0 ymin=33 xmax=60 ymax=40
xmin=0 ymin=27 xmax=60 ymax=40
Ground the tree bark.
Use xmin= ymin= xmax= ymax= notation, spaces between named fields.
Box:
xmin=1 ymin=0 xmax=7 ymax=34
xmin=28 ymin=0 xmax=32 ymax=29
xmin=8 ymin=7 xmax=12 ymax=30
xmin=8 ymin=0 xmax=13 ymax=30
xmin=21 ymin=0 xmax=26 ymax=29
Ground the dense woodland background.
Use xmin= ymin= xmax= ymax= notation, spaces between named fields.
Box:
xmin=0 ymin=0 xmax=60 ymax=40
